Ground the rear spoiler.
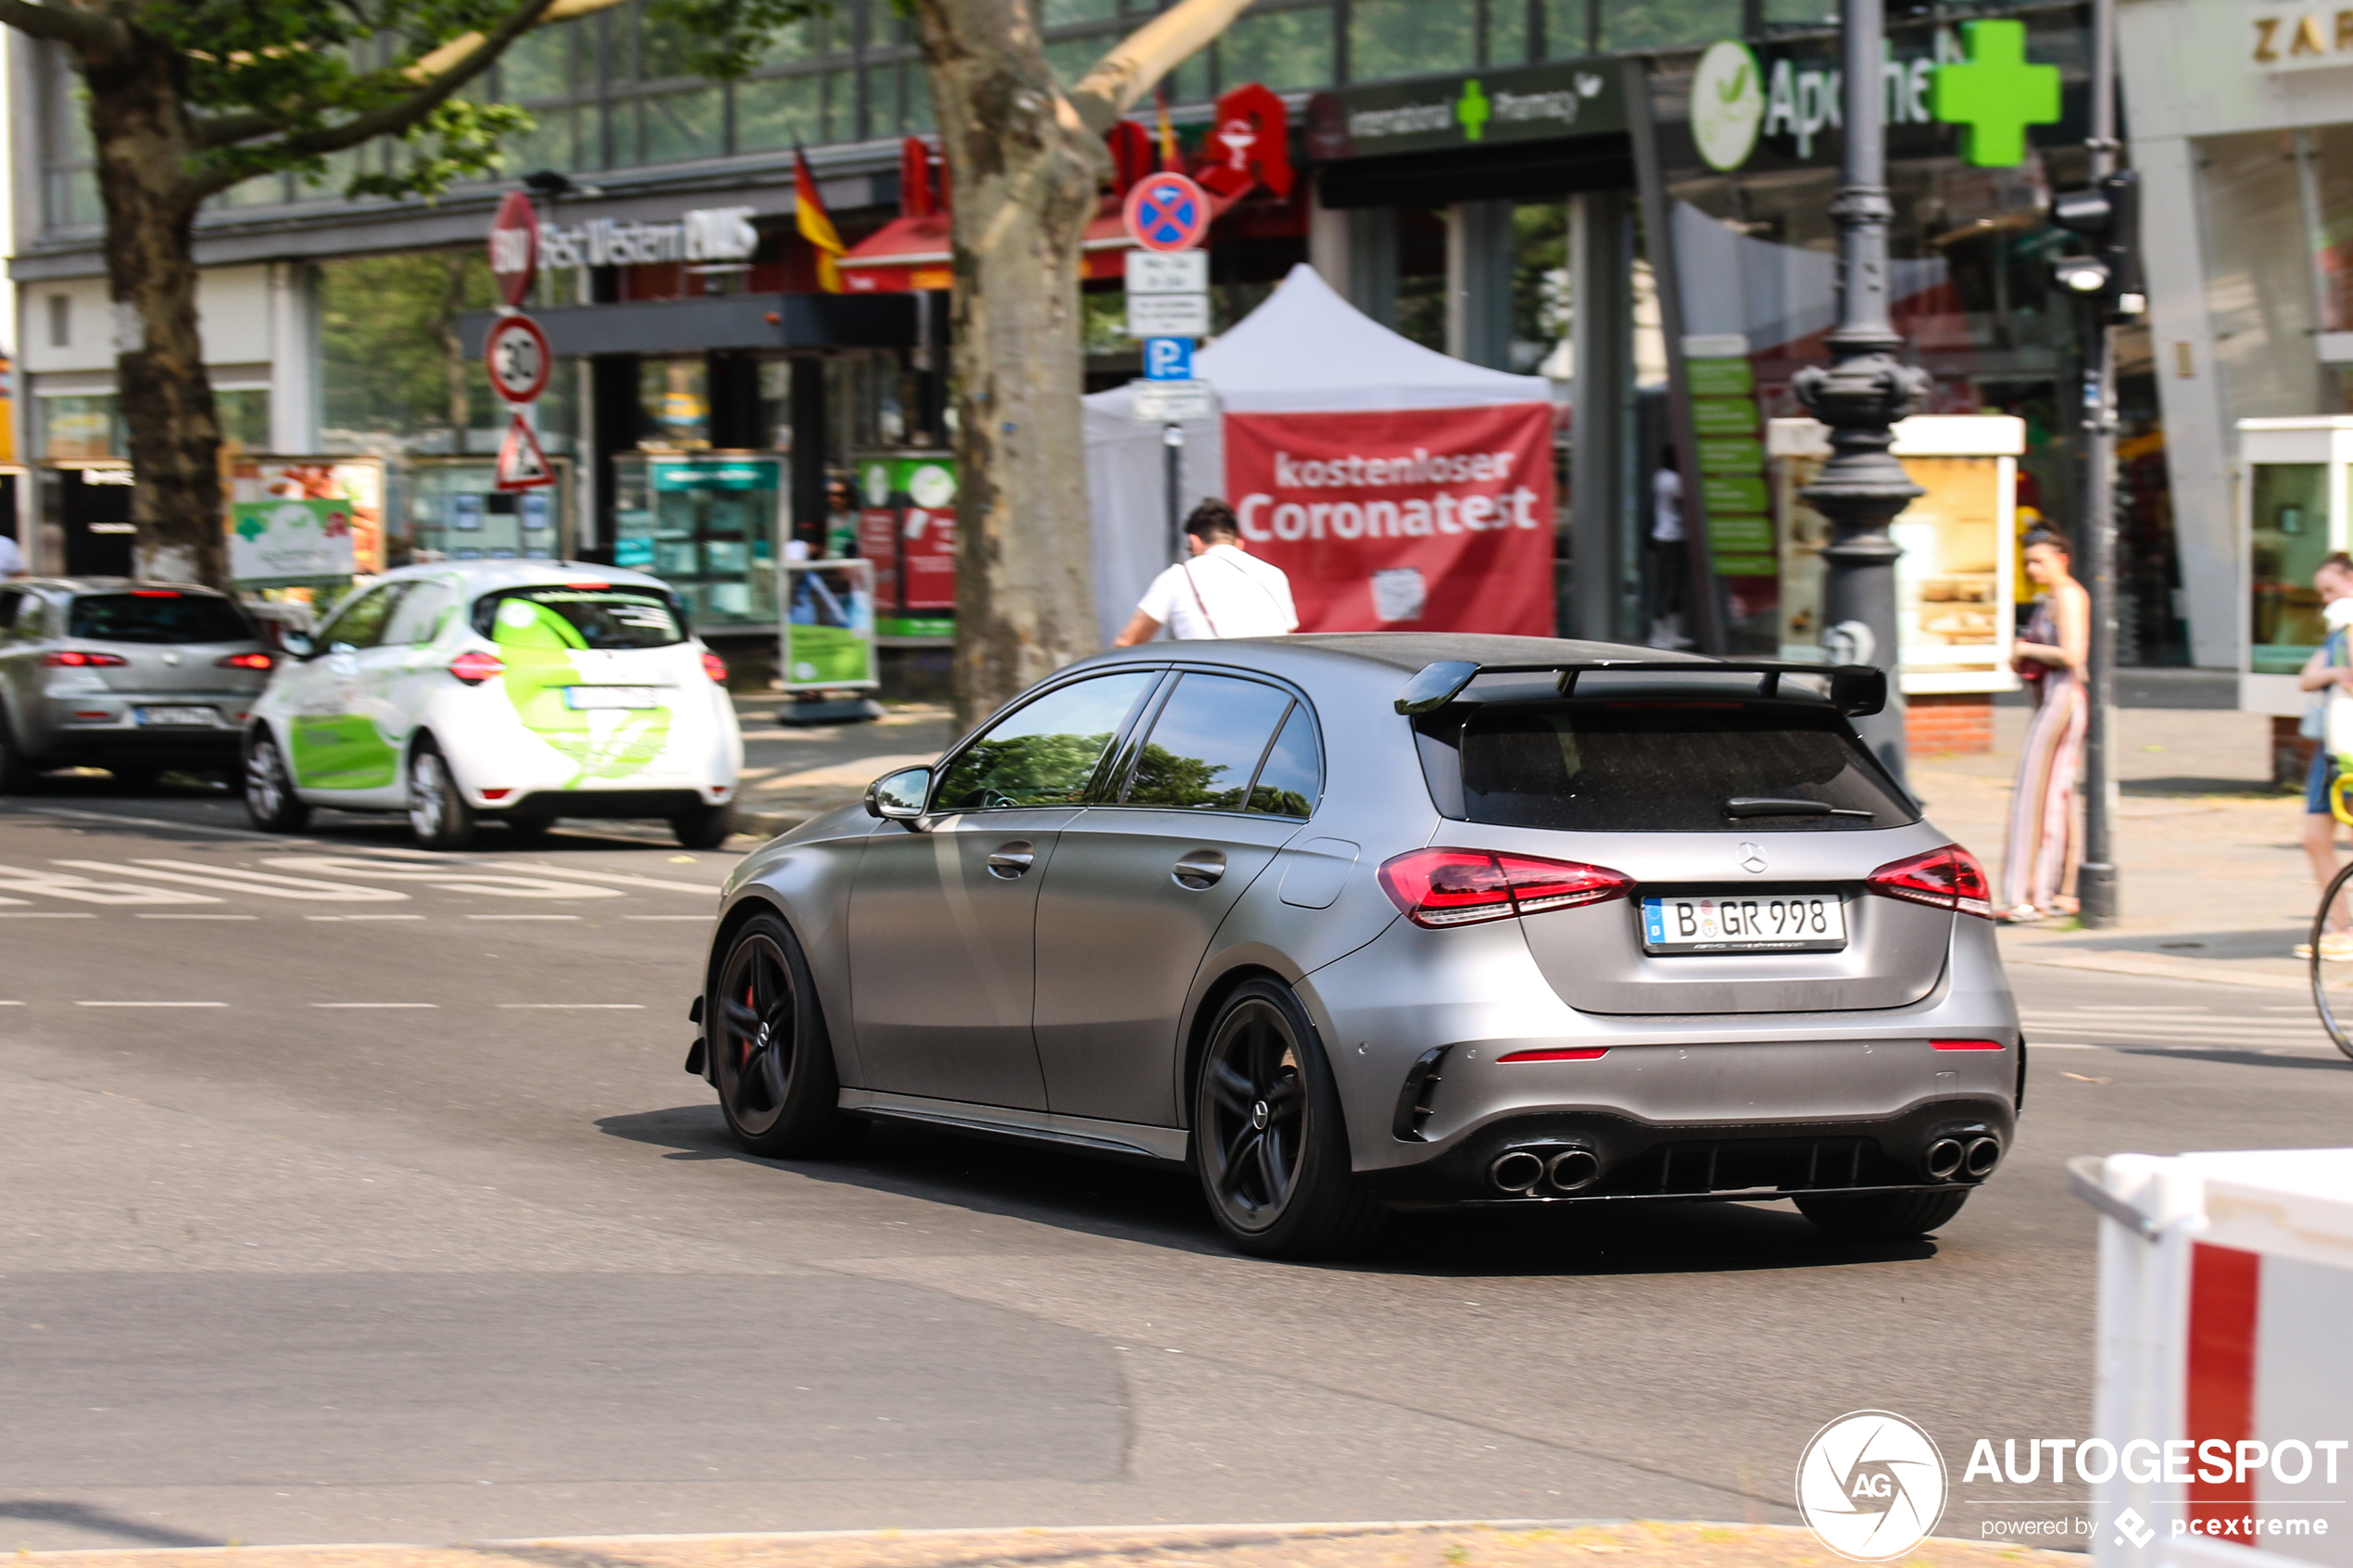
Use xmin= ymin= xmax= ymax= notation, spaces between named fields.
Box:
xmin=1393 ymin=659 xmax=1888 ymax=718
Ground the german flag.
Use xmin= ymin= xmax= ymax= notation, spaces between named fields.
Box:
xmin=794 ymin=145 xmax=844 ymax=293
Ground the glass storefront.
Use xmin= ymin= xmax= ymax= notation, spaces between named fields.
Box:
xmin=406 ymin=458 xmax=573 ymax=563
xmin=610 ymin=452 xmax=785 ymax=626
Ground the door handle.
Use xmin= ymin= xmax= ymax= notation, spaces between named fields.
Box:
xmin=985 ymin=840 xmax=1037 ymax=879
xmin=1172 ymin=849 xmax=1226 ymax=889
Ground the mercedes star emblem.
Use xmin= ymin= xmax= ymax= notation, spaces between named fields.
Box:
xmin=1739 ymin=841 xmax=1769 ymax=874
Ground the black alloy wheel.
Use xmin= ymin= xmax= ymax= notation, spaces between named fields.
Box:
xmin=1794 ymin=1187 xmax=1970 ymax=1241
xmin=710 ymin=911 xmax=864 ymax=1158
xmin=1194 ymin=978 xmax=1387 ymax=1260
xmin=407 ymin=742 xmax=475 ymax=850
xmin=242 ymin=730 xmax=309 ymax=831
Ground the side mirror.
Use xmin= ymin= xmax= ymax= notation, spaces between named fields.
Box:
xmin=281 ymin=632 xmax=315 ymax=660
xmin=865 ymin=766 xmax=931 ymax=821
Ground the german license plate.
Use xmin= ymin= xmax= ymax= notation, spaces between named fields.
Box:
xmin=563 ymin=686 xmax=661 ymax=710
xmin=1642 ymin=893 xmax=1847 ymax=954
xmin=133 ymin=706 xmax=219 ymax=727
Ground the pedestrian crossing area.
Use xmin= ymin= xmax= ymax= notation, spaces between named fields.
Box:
xmin=0 ymin=850 xmax=724 ymax=920
xmin=2020 ymin=1004 xmax=2341 ymax=1056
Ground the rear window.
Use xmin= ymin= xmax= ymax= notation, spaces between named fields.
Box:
xmin=471 ymin=586 xmax=684 ymax=649
xmin=69 ymin=592 xmax=252 ymax=645
xmin=1419 ymin=701 xmax=1918 ymax=833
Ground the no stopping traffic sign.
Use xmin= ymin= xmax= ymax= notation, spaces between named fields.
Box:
xmin=484 ymin=313 xmax=552 ymax=406
xmin=1123 ymin=172 xmax=1211 ymax=253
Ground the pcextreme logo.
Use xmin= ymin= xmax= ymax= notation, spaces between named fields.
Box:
xmin=1795 ymin=1411 xmax=1948 ymax=1562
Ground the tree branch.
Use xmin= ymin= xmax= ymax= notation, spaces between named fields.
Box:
xmin=0 ymin=0 xmax=121 ymax=54
xmin=1064 ymin=0 xmax=1254 ymax=135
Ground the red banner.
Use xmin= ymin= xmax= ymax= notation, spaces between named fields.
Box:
xmin=1223 ymin=404 xmax=1555 ymax=634
xmin=901 ymin=506 xmax=957 ymax=610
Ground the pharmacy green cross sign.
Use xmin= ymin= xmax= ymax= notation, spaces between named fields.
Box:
xmin=1930 ymin=19 xmax=2061 ymax=168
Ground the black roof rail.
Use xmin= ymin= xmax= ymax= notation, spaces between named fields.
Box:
xmin=1393 ymin=659 xmax=1886 ymax=718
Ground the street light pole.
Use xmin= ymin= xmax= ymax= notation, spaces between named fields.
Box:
xmin=1794 ymin=0 xmax=1931 ymax=785
xmin=2075 ymin=0 xmax=2122 ymax=927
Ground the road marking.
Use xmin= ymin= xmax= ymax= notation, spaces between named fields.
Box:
xmin=134 ymin=914 xmax=259 ymax=922
xmin=466 ymin=913 xmax=582 ymax=922
xmin=75 ymin=1001 xmax=227 ymax=1008
xmin=624 ymin=914 xmax=707 ymax=922
xmin=499 ymin=1002 xmax=646 ymax=1009
xmin=311 ymin=1002 xmax=438 ymax=1009
xmin=0 ymin=863 xmax=220 ymax=906
xmin=0 ymin=911 xmax=97 ymax=919
xmin=490 ymin=861 xmax=727 ymax=897
xmin=54 ymin=859 xmax=411 ymax=902
xmin=307 ymin=913 xmax=427 ymax=922
xmin=262 ymin=856 xmax=624 ymax=900
xmin=0 ymin=1000 xmax=20 ymax=1005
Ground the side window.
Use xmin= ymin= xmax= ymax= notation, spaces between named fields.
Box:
xmin=381 ymin=582 xmax=454 ymax=647
xmin=0 ymin=590 xmax=21 ymax=635
xmin=934 ymin=671 xmax=1158 ymax=810
xmin=1248 ymin=701 xmax=1323 ymax=818
xmin=320 ymin=584 xmax=404 ymax=651
xmin=12 ymin=595 xmax=46 ymax=639
xmin=1125 ymin=673 xmax=1294 ymax=811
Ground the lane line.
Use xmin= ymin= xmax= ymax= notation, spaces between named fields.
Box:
xmin=624 ymin=915 xmax=708 ymax=922
xmin=466 ymin=914 xmax=582 ymax=922
xmin=307 ymin=913 xmax=426 ymax=922
xmin=0 ymin=911 xmax=97 ymax=919
xmin=490 ymin=861 xmax=726 ymax=896
xmin=311 ymin=1002 xmax=438 ymax=1010
xmin=134 ymin=914 xmax=259 ymax=922
xmin=75 ymin=1001 xmax=227 ymax=1009
xmin=499 ymin=1003 xmax=646 ymax=1010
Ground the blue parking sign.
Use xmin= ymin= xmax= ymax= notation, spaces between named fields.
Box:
xmin=1142 ymin=336 xmax=1194 ymax=381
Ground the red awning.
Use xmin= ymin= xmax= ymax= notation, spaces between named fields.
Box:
xmin=841 ymin=190 xmax=1247 ymax=293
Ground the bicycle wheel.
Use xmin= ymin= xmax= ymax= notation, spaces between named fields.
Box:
xmin=2309 ymin=858 xmax=2353 ymax=1060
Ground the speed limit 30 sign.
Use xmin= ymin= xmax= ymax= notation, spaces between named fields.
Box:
xmin=483 ymin=313 xmax=552 ymax=406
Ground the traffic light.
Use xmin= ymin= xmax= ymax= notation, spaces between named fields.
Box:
xmin=2047 ymin=169 xmax=2145 ymax=320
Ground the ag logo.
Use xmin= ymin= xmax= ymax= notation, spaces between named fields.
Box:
xmin=1692 ymin=40 xmax=1766 ymax=171
xmin=1794 ymin=1410 xmax=1946 ymax=1562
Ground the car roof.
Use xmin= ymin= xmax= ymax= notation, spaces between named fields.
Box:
xmin=371 ymin=559 xmax=674 ymax=596
xmin=1067 ymin=632 xmax=1713 ymax=684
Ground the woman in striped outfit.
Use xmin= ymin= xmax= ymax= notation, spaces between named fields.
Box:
xmin=2000 ymin=529 xmax=2091 ymax=922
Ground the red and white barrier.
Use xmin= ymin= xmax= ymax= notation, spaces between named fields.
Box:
xmin=2082 ymin=1149 xmax=2353 ymax=1568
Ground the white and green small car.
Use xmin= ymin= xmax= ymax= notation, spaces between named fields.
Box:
xmin=243 ymin=561 xmax=744 ymax=849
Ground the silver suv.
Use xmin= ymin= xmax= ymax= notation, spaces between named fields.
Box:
xmin=0 ymin=579 xmax=274 ymax=790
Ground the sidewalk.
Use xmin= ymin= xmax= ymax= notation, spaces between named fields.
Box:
xmin=11 ymin=1522 xmax=2078 ymax=1568
xmin=1912 ymin=706 xmax=2319 ymax=990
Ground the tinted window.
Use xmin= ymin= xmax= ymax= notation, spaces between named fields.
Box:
xmin=1248 ymin=702 xmax=1322 ymax=818
xmin=1435 ymin=702 xmax=1916 ymax=833
xmin=472 ymin=585 xmax=684 ymax=649
xmin=318 ymin=584 xmax=403 ymax=651
xmin=935 ymin=672 xmax=1157 ymax=809
xmin=0 ymin=590 xmax=22 ymax=633
xmin=69 ymin=591 xmax=252 ymax=645
xmin=1126 ymin=673 xmax=1292 ymax=810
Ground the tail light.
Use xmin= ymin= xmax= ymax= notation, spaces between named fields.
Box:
xmin=41 ymin=650 xmax=128 ymax=667
xmin=448 ymin=649 xmax=504 ymax=685
xmin=216 ymin=652 xmax=273 ymax=671
xmin=1378 ymin=848 xmax=1635 ymax=929
xmin=1866 ymin=844 xmax=1994 ymax=920
xmin=700 ymin=651 xmax=728 ymax=684
xmin=1497 ymin=1047 xmax=1610 ymax=1063
xmin=1931 ymin=1038 xmax=2006 ymax=1050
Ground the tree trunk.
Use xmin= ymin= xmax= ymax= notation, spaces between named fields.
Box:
xmin=82 ymin=33 xmax=227 ymax=587
xmin=912 ymin=0 xmax=1109 ymax=724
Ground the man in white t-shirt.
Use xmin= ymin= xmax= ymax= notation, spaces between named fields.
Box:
xmin=1114 ymin=499 xmax=1299 ymax=645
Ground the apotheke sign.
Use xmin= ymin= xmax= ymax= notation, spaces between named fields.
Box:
xmin=534 ymin=207 xmax=761 ymax=270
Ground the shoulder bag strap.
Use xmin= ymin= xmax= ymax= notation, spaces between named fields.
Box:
xmin=1182 ymin=561 xmax=1221 ymax=638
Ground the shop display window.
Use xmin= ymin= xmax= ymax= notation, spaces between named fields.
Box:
xmin=37 ymin=395 xmax=120 ymax=461
xmin=640 ymin=359 xmax=711 ymax=450
xmin=406 ymin=458 xmax=571 ymax=564
xmin=2249 ymin=460 xmax=2331 ymax=675
xmin=612 ymin=453 xmax=784 ymax=628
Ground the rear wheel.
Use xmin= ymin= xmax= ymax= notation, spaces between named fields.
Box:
xmin=407 ymin=743 xmax=475 ymax=850
xmin=672 ymin=801 xmax=736 ymax=849
xmin=1193 ymin=978 xmax=1387 ymax=1260
xmin=242 ymin=731 xmax=309 ymax=832
xmin=709 ymin=911 xmax=864 ymax=1157
xmin=1795 ymin=1187 xmax=1970 ymax=1241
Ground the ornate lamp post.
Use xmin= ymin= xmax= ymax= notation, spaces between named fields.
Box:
xmin=1793 ymin=0 xmax=1930 ymax=784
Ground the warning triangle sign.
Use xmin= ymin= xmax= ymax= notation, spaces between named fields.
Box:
xmin=495 ymin=413 xmax=555 ymax=491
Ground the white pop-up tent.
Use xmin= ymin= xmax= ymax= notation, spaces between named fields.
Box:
xmin=1083 ymin=262 xmax=1552 ymax=643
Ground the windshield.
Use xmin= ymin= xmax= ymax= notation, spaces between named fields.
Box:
xmin=1419 ymin=701 xmax=1918 ymax=833
xmin=471 ymin=586 xmax=685 ymax=650
xmin=69 ymin=591 xmax=252 ymax=646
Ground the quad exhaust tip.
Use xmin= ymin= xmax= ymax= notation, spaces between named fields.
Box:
xmin=1547 ymin=1148 xmax=1601 ymax=1192
xmin=1963 ymin=1135 xmax=2002 ymax=1179
xmin=1924 ymin=1137 xmax=1966 ymax=1182
xmin=1490 ymin=1149 xmax=1544 ymax=1194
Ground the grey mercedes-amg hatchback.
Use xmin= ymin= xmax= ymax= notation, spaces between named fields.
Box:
xmin=687 ymin=633 xmax=2020 ymax=1259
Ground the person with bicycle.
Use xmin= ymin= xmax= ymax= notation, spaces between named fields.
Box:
xmin=2297 ymin=552 xmax=2353 ymax=960
xmin=1113 ymin=498 xmax=1299 ymax=645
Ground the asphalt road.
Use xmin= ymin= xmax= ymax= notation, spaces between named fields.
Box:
xmin=0 ymin=778 xmax=2346 ymax=1553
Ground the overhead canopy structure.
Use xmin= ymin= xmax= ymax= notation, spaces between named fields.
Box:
xmin=1084 ymin=263 xmax=1554 ymax=643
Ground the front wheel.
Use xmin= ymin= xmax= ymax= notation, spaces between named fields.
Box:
xmin=1794 ymin=1187 xmax=1970 ymax=1241
xmin=1193 ymin=978 xmax=1387 ymax=1260
xmin=407 ymin=743 xmax=475 ymax=850
xmin=672 ymin=801 xmax=736 ymax=849
xmin=709 ymin=911 xmax=864 ymax=1158
xmin=243 ymin=732 xmax=310 ymax=832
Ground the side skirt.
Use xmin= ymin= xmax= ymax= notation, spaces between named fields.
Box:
xmin=838 ymin=1087 xmax=1189 ymax=1165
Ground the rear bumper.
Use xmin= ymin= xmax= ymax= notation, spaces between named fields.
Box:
xmin=1360 ymin=1093 xmax=2015 ymax=1209
xmin=496 ymin=787 xmax=719 ymax=821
